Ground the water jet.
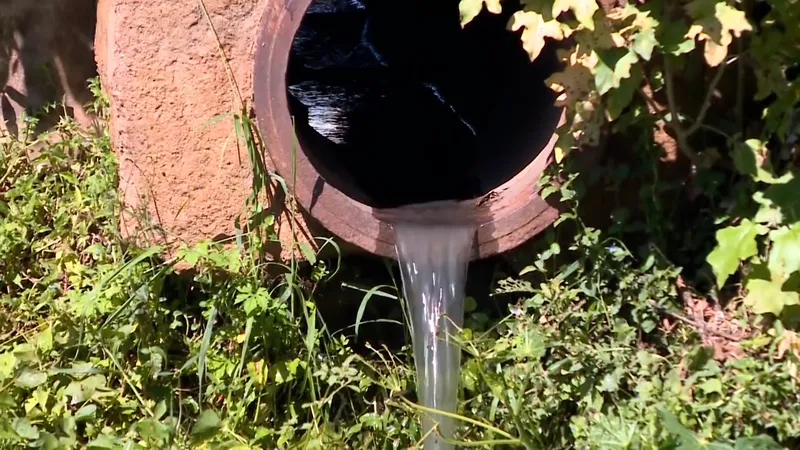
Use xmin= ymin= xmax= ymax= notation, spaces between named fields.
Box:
xmin=253 ymin=0 xmax=564 ymax=260
xmin=253 ymin=0 xmax=564 ymax=446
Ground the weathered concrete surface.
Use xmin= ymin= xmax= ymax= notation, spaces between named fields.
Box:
xmin=0 ymin=0 xmax=97 ymax=136
xmin=96 ymin=0 xmax=320 ymax=260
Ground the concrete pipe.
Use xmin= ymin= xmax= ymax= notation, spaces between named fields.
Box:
xmin=253 ymin=0 xmax=565 ymax=259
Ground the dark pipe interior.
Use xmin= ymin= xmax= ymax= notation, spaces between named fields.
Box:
xmin=286 ymin=0 xmax=561 ymax=209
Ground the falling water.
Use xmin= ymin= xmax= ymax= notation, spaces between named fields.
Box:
xmin=392 ymin=221 xmax=476 ymax=450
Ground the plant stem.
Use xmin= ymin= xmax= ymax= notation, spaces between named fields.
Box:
xmin=686 ymin=63 xmax=727 ymax=136
xmin=663 ymin=58 xmax=701 ymax=166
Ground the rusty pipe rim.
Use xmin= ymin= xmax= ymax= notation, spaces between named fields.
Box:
xmin=253 ymin=0 xmax=565 ymax=260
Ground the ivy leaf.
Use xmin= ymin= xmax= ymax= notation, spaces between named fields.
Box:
xmin=706 ymin=219 xmax=760 ymax=288
xmin=459 ymin=0 xmax=502 ymax=27
xmin=552 ymin=0 xmax=599 ymax=31
xmin=685 ymin=0 xmax=752 ymax=67
xmin=743 ymin=279 xmax=800 ymax=316
xmin=509 ymin=11 xmax=566 ymax=62
xmin=768 ymin=224 xmax=800 ymax=281
xmin=632 ymin=28 xmax=657 ymax=61
xmin=594 ymin=49 xmax=639 ymax=95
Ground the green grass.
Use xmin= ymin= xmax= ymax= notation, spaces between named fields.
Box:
xmin=2 ymin=1 xmax=800 ymax=445
xmin=1 ymin=91 xmax=799 ymax=449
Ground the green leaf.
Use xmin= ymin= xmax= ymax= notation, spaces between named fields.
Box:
xmin=598 ymin=370 xmax=621 ymax=392
xmin=734 ymin=435 xmax=782 ymax=450
xmin=753 ymin=192 xmax=784 ymax=225
xmin=87 ymin=434 xmax=122 ymax=449
xmin=659 ymin=21 xmax=696 ymax=55
xmin=743 ymin=279 xmax=800 ymax=316
xmin=632 ymin=28 xmax=657 ymax=61
xmin=732 ymin=139 xmax=790 ymax=184
xmin=64 ymin=374 xmax=106 ymax=404
xmin=763 ymin=176 xmax=800 ymax=223
xmin=34 ymin=326 xmax=53 ymax=352
xmin=698 ymin=378 xmax=723 ymax=394
xmin=0 ymin=352 xmax=16 ymax=381
xmin=191 ymin=410 xmax=221 ymax=442
xmin=464 ymin=296 xmax=478 ymax=313
xmin=706 ymin=219 xmax=760 ymax=288
xmin=13 ymin=418 xmax=40 ymax=440
xmin=459 ymin=0 xmax=502 ymax=27
xmin=14 ymin=369 xmax=47 ymax=389
xmin=659 ymin=409 xmax=701 ymax=448
xmin=154 ymin=400 xmax=168 ymax=420
xmin=553 ymin=0 xmax=599 ymax=30
xmin=606 ymin=67 xmax=641 ymax=120
xmin=298 ymin=241 xmax=317 ymax=265
xmin=768 ymin=224 xmax=800 ymax=281
xmin=354 ymin=285 xmax=394 ymax=337
xmin=594 ymin=49 xmax=639 ymax=95
xmin=75 ymin=404 xmax=97 ymax=422
xmin=34 ymin=432 xmax=60 ymax=450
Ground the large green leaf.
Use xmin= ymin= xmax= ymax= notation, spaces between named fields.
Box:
xmin=190 ymin=410 xmax=221 ymax=442
xmin=706 ymin=219 xmax=761 ymax=288
xmin=768 ymin=224 xmax=800 ymax=281
xmin=744 ymin=278 xmax=800 ymax=316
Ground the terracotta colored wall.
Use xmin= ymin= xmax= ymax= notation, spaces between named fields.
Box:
xmin=95 ymin=0 xmax=320 ymax=260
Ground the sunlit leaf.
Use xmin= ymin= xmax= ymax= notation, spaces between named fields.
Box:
xmin=685 ymin=0 xmax=752 ymax=66
xmin=632 ymin=28 xmax=657 ymax=61
xmin=509 ymin=10 xmax=565 ymax=62
xmin=594 ymin=49 xmax=639 ymax=95
xmin=553 ymin=0 xmax=599 ymax=30
xmin=14 ymin=369 xmax=47 ymax=389
xmin=459 ymin=0 xmax=502 ymax=27
xmin=768 ymin=224 xmax=800 ymax=281
xmin=0 ymin=352 xmax=16 ymax=381
xmin=706 ymin=219 xmax=761 ymax=288
xmin=744 ymin=278 xmax=800 ymax=316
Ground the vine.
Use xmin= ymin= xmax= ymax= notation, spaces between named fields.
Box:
xmin=460 ymin=0 xmax=800 ymax=321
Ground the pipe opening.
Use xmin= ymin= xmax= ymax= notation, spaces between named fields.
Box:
xmin=286 ymin=0 xmax=562 ymax=209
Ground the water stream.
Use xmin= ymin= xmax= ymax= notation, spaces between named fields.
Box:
xmin=392 ymin=221 xmax=476 ymax=450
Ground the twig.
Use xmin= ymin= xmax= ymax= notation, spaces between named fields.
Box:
xmin=662 ymin=59 xmax=701 ymax=165
xmin=647 ymin=300 xmax=743 ymax=342
xmin=736 ymin=39 xmax=745 ymax=134
xmin=686 ymin=63 xmax=727 ymax=136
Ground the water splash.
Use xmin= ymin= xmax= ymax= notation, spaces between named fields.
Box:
xmin=393 ymin=222 xmax=476 ymax=450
